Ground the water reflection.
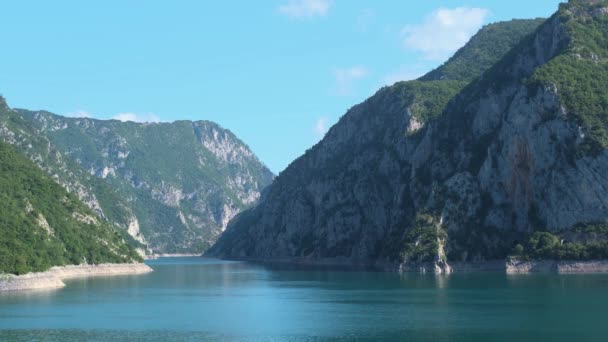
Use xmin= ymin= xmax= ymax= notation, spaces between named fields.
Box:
xmin=0 ymin=286 xmax=62 ymax=302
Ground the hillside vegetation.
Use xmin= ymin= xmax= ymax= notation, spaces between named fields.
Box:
xmin=0 ymin=139 xmax=141 ymax=275
xmin=0 ymin=97 xmax=273 ymax=254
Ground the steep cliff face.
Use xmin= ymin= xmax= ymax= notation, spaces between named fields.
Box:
xmin=208 ymin=1 xmax=608 ymax=267
xmin=0 ymin=104 xmax=273 ymax=254
xmin=411 ymin=0 xmax=608 ymax=261
xmin=210 ymin=80 xmax=460 ymax=261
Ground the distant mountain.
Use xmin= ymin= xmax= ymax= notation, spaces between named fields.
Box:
xmin=208 ymin=1 xmax=608 ymax=269
xmin=0 ymin=125 xmax=141 ymax=275
xmin=0 ymin=99 xmax=273 ymax=254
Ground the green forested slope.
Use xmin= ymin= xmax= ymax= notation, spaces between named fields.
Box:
xmin=529 ymin=0 xmax=608 ymax=155
xmin=420 ymin=18 xmax=545 ymax=82
xmin=0 ymin=139 xmax=141 ymax=275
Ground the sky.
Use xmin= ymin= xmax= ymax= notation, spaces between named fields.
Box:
xmin=1 ymin=0 xmax=563 ymax=174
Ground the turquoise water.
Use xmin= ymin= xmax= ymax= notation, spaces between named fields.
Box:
xmin=1 ymin=257 xmax=608 ymax=341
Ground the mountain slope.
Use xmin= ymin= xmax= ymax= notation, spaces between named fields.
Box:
xmin=206 ymin=18 xmax=550 ymax=263
xmin=0 ymin=132 xmax=141 ymax=275
xmin=409 ymin=0 xmax=608 ymax=261
xmin=420 ymin=18 xmax=545 ymax=82
xmin=0 ymin=101 xmax=274 ymax=254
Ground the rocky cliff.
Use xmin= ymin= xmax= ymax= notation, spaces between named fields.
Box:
xmin=0 ymin=101 xmax=273 ymax=254
xmin=208 ymin=1 xmax=608 ymax=269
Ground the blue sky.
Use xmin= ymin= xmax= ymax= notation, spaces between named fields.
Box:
xmin=1 ymin=0 xmax=562 ymax=173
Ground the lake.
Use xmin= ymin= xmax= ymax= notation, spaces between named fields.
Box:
xmin=1 ymin=257 xmax=607 ymax=341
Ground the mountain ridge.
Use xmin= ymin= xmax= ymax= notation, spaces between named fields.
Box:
xmin=0 ymin=99 xmax=274 ymax=254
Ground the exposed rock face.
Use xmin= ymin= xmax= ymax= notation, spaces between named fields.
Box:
xmin=410 ymin=5 xmax=608 ymax=261
xmin=0 ymin=107 xmax=273 ymax=254
xmin=208 ymin=3 xmax=608 ymax=268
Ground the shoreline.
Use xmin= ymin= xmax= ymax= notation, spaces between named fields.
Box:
xmin=0 ymin=263 xmax=153 ymax=292
xmin=144 ymin=253 xmax=202 ymax=260
xmin=214 ymin=256 xmax=608 ymax=274
xmin=505 ymin=259 xmax=608 ymax=274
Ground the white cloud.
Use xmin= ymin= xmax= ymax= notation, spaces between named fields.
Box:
xmin=402 ymin=7 xmax=489 ymax=61
xmin=278 ymin=0 xmax=331 ymax=18
xmin=64 ymin=110 xmax=93 ymax=118
xmin=382 ymin=64 xmax=428 ymax=85
xmin=314 ymin=116 xmax=328 ymax=138
xmin=331 ymin=66 xmax=369 ymax=96
xmin=112 ymin=112 xmax=161 ymax=123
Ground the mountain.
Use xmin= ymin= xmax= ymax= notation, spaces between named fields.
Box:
xmin=420 ymin=18 xmax=546 ymax=82
xmin=207 ymin=1 xmax=608 ymax=268
xmin=0 ymin=100 xmax=273 ymax=254
xmin=0 ymin=108 xmax=142 ymax=275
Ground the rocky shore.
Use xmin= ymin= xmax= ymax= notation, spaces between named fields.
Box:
xmin=0 ymin=263 xmax=153 ymax=292
xmin=144 ymin=253 xmax=202 ymax=260
xmin=399 ymin=259 xmax=608 ymax=274
xmin=217 ymin=256 xmax=608 ymax=275
xmin=398 ymin=259 xmax=608 ymax=274
xmin=506 ymin=259 xmax=608 ymax=274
